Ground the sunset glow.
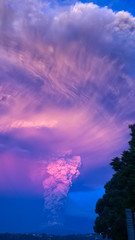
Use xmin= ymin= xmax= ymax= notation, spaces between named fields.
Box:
xmin=0 ymin=0 xmax=135 ymax=234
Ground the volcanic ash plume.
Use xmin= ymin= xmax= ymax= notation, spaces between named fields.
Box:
xmin=42 ymin=153 xmax=81 ymax=225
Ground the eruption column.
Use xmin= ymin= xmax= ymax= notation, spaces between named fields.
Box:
xmin=42 ymin=153 xmax=81 ymax=225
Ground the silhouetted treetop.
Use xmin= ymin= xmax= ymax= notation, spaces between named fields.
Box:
xmin=94 ymin=124 xmax=135 ymax=240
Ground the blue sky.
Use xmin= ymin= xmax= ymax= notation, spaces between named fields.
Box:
xmin=58 ymin=0 xmax=135 ymax=14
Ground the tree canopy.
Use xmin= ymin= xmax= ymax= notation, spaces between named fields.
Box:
xmin=94 ymin=124 xmax=135 ymax=240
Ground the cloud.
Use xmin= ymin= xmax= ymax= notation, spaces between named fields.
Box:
xmin=0 ymin=0 xmax=135 ymax=223
xmin=42 ymin=152 xmax=81 ymax=225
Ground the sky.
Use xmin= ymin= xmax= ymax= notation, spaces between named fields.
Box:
xmin=0 ymin=0 xmax=135 ymax=235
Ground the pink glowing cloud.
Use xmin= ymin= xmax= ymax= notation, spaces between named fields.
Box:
xmin=42 ymin=152 xmax=81 ymax=225
xmin=0 ymin=0 xmax=135 ymax=223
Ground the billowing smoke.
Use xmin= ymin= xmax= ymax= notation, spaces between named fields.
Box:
xmin=42 ymin=152 xmax=81 ymax=225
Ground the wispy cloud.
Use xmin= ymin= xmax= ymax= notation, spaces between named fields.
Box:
xmin=0 ymin=0 xmax=135 ymax=223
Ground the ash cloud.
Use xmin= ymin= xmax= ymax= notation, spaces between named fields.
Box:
xmin=0 ymin=0 xmax=135 ymax=221
xmin=42 ymin=152 xmax=81 ymax=225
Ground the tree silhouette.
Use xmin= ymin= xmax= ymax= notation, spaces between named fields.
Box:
xmin=94 ymin=124 xmax=135 ymax=240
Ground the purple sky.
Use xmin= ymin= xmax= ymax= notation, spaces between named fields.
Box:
xmin=0 ymin=0 xmax=135 ymax=235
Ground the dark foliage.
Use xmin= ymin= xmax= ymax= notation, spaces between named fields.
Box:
xmin=94 ymin=124 xmax=135 ymax=240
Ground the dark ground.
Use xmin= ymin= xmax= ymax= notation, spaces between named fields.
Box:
xmin=0 ymin=233 xmax=104 ymax=240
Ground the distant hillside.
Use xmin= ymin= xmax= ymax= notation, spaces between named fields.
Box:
xmin=0 ymin=233 xmax=105 ymax=240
